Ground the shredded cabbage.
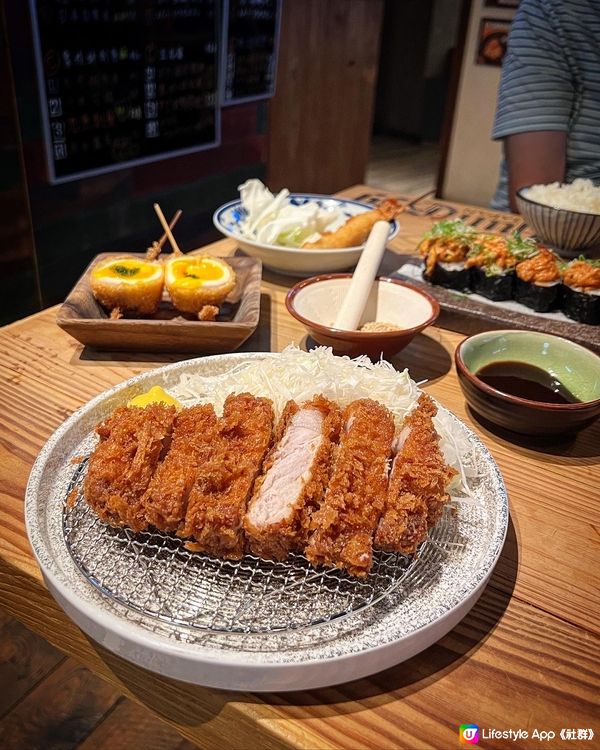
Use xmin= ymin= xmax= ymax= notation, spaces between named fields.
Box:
xmin=237 ymin=179 xmax=343 ymax=247
xmin=170 ymin=346 xmax=479 ymax=497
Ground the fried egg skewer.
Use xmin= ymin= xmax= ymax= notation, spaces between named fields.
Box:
xmin=90 ymin=210 xmax=182 ymax=317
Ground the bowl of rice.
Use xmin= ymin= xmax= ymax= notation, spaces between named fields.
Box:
xmin=516 ymin=179 xmax=600 ymax=258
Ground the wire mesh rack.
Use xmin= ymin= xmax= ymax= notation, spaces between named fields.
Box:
xmin=63 ymin=459 xmax=418 ymax=634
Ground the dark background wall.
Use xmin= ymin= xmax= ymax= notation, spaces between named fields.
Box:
xmin=373 ymin=0 xmax=463 ymax=142
xmin=1 ymin=1 xmax=267 ymax=324
xmin=0 ymin=0 xmax=386 ymax=326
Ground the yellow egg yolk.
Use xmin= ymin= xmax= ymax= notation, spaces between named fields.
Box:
xmin=128 ymin=386 xmax=181 ymax=409
xmin=167 ymin=257 xmax=231 ymax=289
xmin=92 ymin=259 xmax=162 ymax=283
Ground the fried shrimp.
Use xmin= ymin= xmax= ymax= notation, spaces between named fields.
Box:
xmin=305 ymin=399 xmax=394 ymax=577
xmin=83 ymin=404 xmax=176 ymax=532
xmin=302 ymin=199 xmax=403 ymax=249
xmin=375 ymin=393 xmax=457 ymax=555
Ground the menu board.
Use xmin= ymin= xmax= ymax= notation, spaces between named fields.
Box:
xmin=29 ymin=0 xmax=220 ymax=183
xmin=222 ymin=0 xmax=281 ymax=104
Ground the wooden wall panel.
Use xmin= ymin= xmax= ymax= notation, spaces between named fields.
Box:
xmin=267 ymin=0 xmax=384 ymax=194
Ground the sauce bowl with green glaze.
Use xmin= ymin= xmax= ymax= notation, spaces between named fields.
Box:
xmin=455 ymin=330 xmax=600 ymax=436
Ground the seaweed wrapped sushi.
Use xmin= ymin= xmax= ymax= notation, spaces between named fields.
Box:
xmin=514 ymin=246 xmax=561 ymax=312
xmin=464 ymin=234 xmax=535 ymax=301
xmin=561 ymin=257 xmax=600 ymax=325
xmin=418 ymin=219 xmax=477 ymax=291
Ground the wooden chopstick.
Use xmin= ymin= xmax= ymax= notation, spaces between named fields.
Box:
xmin=153 ymin=202 xmax=183 ymax=255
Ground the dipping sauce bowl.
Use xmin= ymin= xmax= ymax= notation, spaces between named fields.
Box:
xmin=455 ymin=330 xmax=600 ymax=435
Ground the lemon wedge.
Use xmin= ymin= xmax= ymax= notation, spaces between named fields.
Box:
xmin=128 ymin=385 xmax=181 ymax=409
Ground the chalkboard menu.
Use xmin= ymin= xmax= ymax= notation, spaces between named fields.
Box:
xmin=222 ymin=0 xmax=281 ymax=104
xmin=29 ymin=0 xmax=220 ymax=183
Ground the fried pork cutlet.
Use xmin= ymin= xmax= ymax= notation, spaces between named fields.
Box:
xmin=180 ymin=393 xmax=274 ymax=559
xmin=84 ymin=403 xmax=176 ymax=532
xmin=304 ymin=399 xmax=394 ymax=577
xmin=374 ymin=393 xmax=457 ymax=554
xmin=142 ymin=404 xmax=218 ymax=533
xmin=245 ymin=396 xmax=342 ymax=560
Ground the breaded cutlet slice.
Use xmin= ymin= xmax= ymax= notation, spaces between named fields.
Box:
xmin=142 ymin=404 xmax=218 ymax=533
xmin=375 ymin=393 xmax=457 ymax=554
xmin=180 ymin=393 xmax=274 ymax=559
xmin=245 ymin=395 xmax=342 ymax=561
xmin=84 ymin=403 xmax=176 ymax=532
xmin=304 ymin=399 xmax=395 ymax=577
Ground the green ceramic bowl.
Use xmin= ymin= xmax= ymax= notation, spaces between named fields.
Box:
xmin=455 ymin=330 xmax=600 ymax=435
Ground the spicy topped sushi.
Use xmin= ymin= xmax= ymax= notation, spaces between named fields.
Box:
xmin=514 ymin=245 xmax=562 ymax=312
xmin=561 ymin=257 xmax=600 ymax=325
xmin=465 ymin=233 xmax=536 ymax=301
xmin=418 ymin=219 xmax=478 ymax=291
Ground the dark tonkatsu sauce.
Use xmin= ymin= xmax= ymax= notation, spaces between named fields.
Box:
xmin=476 ymin=361 xmax=580 ymax=404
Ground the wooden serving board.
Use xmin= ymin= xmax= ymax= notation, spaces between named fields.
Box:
xmin=56 ymin=254 xmax=262 ymax=353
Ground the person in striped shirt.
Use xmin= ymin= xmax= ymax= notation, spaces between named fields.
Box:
xmin=491 ymin=0 xmax=600 ymax=212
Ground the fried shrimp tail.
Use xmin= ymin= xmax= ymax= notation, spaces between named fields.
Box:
xmin=302 ymin=198 xmax=403 ymax=250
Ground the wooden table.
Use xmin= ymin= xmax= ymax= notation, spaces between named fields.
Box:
xmin=1 ymin=186 xmax=598 ymax=750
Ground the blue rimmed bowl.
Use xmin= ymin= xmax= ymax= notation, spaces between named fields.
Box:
xmin=516 ymin=187 xmax=600 ymax=258
xmin=213 ymin=194 xmax=400 ymax=276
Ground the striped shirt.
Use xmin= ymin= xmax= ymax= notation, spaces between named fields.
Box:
xmin=491 ymin=0 xmax=600 ymax=211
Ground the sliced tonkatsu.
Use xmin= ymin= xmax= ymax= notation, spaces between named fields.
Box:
xmin=180 ymin=393 xmax=274 ymax=559
xmin=245 ymin=395 xmax=342 ymax=560
xmin=142 ymin=404 xmax=218 ymax=533
xmin=375 ymin=393 xmax=457 ymax=554
xmin=304 ymin=399 xmax=395 ymax=577
xmin=83 ymin=403 xmax=177 ymax=532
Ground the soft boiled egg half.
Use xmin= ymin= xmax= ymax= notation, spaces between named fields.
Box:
xmin=165 ymin=255 xmax=236 ymax=314
xmin=90 ymin=257 xmax=164 ymax=315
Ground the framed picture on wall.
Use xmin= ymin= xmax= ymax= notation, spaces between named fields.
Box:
xmin=476 ymin=18 xmax=511 ymax=66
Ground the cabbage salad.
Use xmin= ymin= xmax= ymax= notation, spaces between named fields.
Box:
xmin=237 ymin=179 xmax=344 ymax=247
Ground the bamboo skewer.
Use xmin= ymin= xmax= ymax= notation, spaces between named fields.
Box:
xmin=153 ymin=203 xmax=183 ymax=255
xmin=146 ymin=209 xmax=183 ymax=259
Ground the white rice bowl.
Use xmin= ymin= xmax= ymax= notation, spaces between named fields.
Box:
xmin=524 ymin=178 xmax=600 ymax=215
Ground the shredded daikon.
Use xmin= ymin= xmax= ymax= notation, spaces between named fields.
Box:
xmin=171 ymin=346 xmax=478 ymax=496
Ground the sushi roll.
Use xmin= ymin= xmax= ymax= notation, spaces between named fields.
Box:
xmin=514 ymin=246 xmax=561 ymax=312
xmin=560 ymin=257 xmax=600 ymax=325
xmin=465 ymin=233 xmax=536 ymax=302
xmin=418 ymin=219 xmax=476 ymax=291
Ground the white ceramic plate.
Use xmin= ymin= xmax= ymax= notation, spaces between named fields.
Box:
xmin=26 ymin=353 xmax=508 ymax=692
xmin=213 ymin=194 xmax=400 ymax=275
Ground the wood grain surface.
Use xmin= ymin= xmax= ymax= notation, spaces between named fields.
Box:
xmin=0 ymin=186 xmax=598 ymax=750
